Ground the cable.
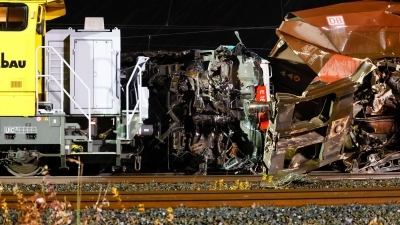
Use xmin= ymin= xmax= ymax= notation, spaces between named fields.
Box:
xmin=148 ymin=35 xmax=151 ymax=50
xmin=166 ymin=0 xmax=173 ymax=26
xmin=122 ymin=43 xmax=269 ymax=48
xmin=121 ymin=26 xmax=278 ymax=39
xmin=120 ymin=43 xmax=273 ymax=52
xmin=46 ymin=24 xmax=278 ymax=40
xmin=283 ymin=0 xmax=292 ymax=7
xmin=48 ymin=24 xmax=277 ymax=29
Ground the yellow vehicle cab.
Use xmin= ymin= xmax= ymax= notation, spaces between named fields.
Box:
xmin=0 ymin=0 xmax=65 ymax=116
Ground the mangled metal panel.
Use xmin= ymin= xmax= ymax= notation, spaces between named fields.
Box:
xmin=269 ymin=1 xmax=400 ymax=94
xmin=266 ymin=1 xmax=400 ymax=175
xmin=282 ymin=1 xmax=400 ymax=58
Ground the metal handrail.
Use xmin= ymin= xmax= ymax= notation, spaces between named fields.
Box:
xmin=125 ymin=56 xmax=149 ymax=140
xmin=35 ymin=46 xmax=92 ymax=141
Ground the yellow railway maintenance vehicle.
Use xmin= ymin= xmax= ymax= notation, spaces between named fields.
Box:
xmin=0 ymin=0 xmax=68 ymax=175
xmin=0 ymin=0 xmax=152 ymax=176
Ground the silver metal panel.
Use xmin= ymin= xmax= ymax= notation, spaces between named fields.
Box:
xmin=0 ymin=117 xmax=62 ymax=145
xmin=45 ymin=30 xmax=75 ymax=112
xmin=74 ymin=40 xmax=94 ymax=110
xmin=69 ymin=29 xmax=121 ymax=115
xmin=140 ymin=87 xmax=149 ymax=119
xmin=93 ymin=40 xmax=113 ymax=109
xmin=47 ymin=41 xmax=64 ymax=110
xmin=48 ymin=41 xmax=64 ymax=91
xmin=49 ymin=117 xmax=61 ymax=127
xmin=46 ymin=29 xmax=121 ymax=115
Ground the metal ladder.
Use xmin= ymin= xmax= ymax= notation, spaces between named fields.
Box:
xmin=35 ymin=46 xmax=92 ymax=142
xmin=122 ymin=56 xmax=149 ymax=140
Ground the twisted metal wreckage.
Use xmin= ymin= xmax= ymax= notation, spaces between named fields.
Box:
xmin=122 ymin=1 xmax=400 ymax=176
xmin=265 ymin=1 xmax=400 ymax=175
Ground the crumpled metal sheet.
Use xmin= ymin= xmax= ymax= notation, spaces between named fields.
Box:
xmin=284 ymin=1 xmax=400 ymax=58
xmin=270 ymin=1 xmax=400 ymax=92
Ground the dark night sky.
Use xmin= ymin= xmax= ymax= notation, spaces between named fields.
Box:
xmin=47 ymin=0 xmax=399 ymax=58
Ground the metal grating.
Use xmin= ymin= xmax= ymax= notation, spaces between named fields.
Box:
xmin=10 ymin=81 xmax=22 ymax=88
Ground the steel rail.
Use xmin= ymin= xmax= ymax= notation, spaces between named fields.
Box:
xmin=1 ymin=173 xmax=400 ymax=184
xmin=308 ymin=172 xmax=400 ymax=181
xmin=0 ymin=175 xmax=263 ymax=184
xmin=2 ymin=188 xmax=400 ymax=209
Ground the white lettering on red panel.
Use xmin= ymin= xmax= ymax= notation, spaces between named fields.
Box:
xmin=326 ymin=16 xmax=345 ymax=26
xmin=256 ymin=86 xmax=267 ymax=102
xmin=255 ymin=86 xmax=269 ymax=130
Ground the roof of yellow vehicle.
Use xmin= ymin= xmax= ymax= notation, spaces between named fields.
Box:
xmin=46 ymin=0 xmax=66 ymax=20
xmin=3 ymin=0 xmax=65 ymax=20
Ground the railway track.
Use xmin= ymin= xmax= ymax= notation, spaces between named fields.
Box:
xmin=1 ymin=173 xmax=400 ymax=209
xmin=1 ymin=172 xmax=399 ymax=184
xmin=2 ymin=188 xmax=400 ymax=209
xmin=0 ymin=175 xmax=262 ymax=184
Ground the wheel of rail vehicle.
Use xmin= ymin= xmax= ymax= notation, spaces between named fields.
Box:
xmin=4 ymin=161 xmax=42 ymax=177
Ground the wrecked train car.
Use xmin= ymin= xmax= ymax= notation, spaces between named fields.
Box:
xmin=265 ymin=1 xmax=400 ymax=174
xmin=122 ymin=1 xmax=400 ymax=175
xmin=121 ymin=43 xmax=269 ymax=174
